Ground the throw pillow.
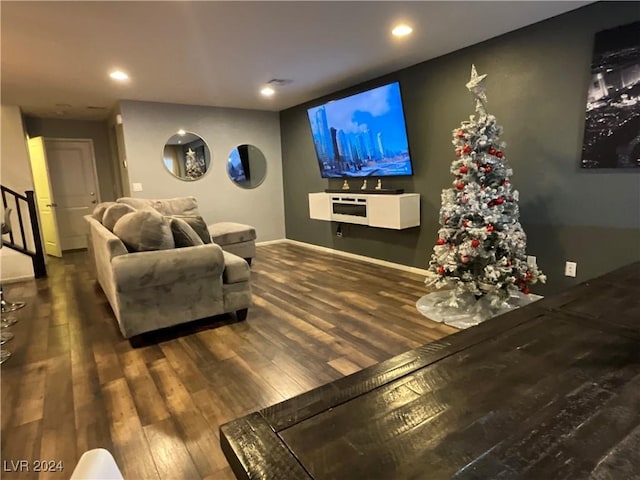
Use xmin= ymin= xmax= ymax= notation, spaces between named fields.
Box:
xmin=170 ymin=215 xmax=211 ymax=244
xmin=102 ymin=203 xmax=136 ymax=232
xmin=92 ymin=202 xmax=116 ymax=223
xmin=170 ymin=217 xmax=204 ymax=248
xmin=113 ymin=209 xmax=175 ymax=252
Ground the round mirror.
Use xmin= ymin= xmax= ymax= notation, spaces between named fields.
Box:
xmin=162 ymin=132 xmax=211 ymax=181
xmin=227 ymin=144 xmax=267 ymax=189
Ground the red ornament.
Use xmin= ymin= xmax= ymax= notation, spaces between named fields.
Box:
xmin=463 ymin=220 xmax=470 ymax=227
xmin=485 ymin=166 xmax=492 ymax=173
xmin=503 ymin=180 xmax=510 ymax=185
xmin=457 ymin=129 xmax=464 ymax=138
xmin=523 ymin=287 xmax=531 ymax=295
xmin=460 ymin=166 xmax=468 ymax=174
xmin=461 ymin=256 xmax=470 ymax=264
xmin=455 ymin=149 xmax=462 ymax=157
xmin=436 ymin=238 xmax=445 ymax=246
xmin=471 ymin=239 xmax=480 ymax=248
xmin=507 ymin=261 xmax=512 ymax=267
xmin=463 ymin=145 xmax=471 ymax=153
xmin=496 ymin=151 xmax=504 ymax=158
xmin=456 ymin=182 xmax=465 ymax=190
xmin=488 ymin=148 xmax=497 ymax=155
xmin=437 ymin=266 xmax=445 ymax=275
xmin=487 ymin=224 xmax=494 ymax=232
xmin=488 ymin=200 xmax=495 ymax=207
xmin=526 ymin=272 xmax=533 ymax=280
xmin=496 ymin=197 xmax=504 ymax=205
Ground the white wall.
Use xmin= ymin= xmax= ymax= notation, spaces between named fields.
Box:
xmin=0 ymin=105 xmax=35 ymax=282
xmin=119 ymin=100 xmax=285 ymax=241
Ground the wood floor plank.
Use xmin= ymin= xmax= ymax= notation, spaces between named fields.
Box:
xmin=119 ymin=349 xmax=170 ymax=426
xmin=143 ymin=418 xmax=201 ymax=479
xmin=11 ymin=360 xmax=47 ymax=427
xmin=0 ymin=243 xmax=455 ymax=479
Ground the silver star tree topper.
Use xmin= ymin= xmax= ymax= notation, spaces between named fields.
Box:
xmin=465 ymin=64 xmax=488 ymax=115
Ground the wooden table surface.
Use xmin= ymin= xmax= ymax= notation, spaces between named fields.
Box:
xmin=220 ymin=262 xmax=640 ymax=479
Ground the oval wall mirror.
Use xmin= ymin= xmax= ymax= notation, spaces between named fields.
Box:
xmin=227 ymin=144 xmax=267 ymax=189
xmin=162 ymin=131 xmax=211 ymax=181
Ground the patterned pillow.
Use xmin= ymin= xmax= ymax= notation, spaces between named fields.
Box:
xmin=113 ymin=209 xmax=175 ymax=252
xmin=169 ymin=215 xmax=211 ymax=244
xmin=170 ymin=217 xmax=204 ymax=248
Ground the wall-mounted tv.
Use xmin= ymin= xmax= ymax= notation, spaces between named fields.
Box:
xmin=307 ymin=82 xmax=413 ymax=178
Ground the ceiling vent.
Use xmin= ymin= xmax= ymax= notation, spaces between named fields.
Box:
xmin=267 ymin=78 xmax=293 ymax=87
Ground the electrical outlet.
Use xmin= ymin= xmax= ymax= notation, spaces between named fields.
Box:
xmin=336 ymin=225 xmax=343 ymax=238
xmin=527 ymin=255 xmax=537 ymax=269
xmin=565 ymin=261 xmax=577 ymax=277
xmin=132 ymin=182 xmax=143 ymax=192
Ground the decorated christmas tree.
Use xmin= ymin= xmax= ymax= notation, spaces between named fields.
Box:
xmin=185 ymin=148 xmax=204 ymax=179
xmin=424 ymin=65 xmax=546 ymax=309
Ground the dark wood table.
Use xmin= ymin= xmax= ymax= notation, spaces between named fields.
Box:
xmin=220 ymin=262 xmax=640 ymax=479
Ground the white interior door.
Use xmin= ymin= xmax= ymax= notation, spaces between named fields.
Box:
xmin=27 ymin=137 xmax=62 ymax=257
xmin=45 ymin=139 xmax=100 ymax=250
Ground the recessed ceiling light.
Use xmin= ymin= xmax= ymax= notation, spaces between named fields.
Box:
xmin=109 ymin=70 xmax=129 ymax=81
xmin=177 ymin=129 xmax=186 ymax=135
xmin=392 ymin=24 xmax=413 ymax=37
xmin=260 ymin=86 xmax=275 ymax=97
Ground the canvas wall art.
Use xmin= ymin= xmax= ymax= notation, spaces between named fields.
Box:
xmin=581 ymin=21 xmax=640 ymax=169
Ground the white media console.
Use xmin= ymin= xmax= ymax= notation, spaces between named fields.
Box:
xmin=308 ymin=192 xmax=420 ymax=229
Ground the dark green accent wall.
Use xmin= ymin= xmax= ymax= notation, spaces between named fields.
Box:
xmin=280 ymin=2 xmax=640 ymax=295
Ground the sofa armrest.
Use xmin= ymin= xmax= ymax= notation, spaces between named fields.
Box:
xmin=222 ymin=251 xmax=251 ymax=284
xmin=85 ymin=215 xmax=128 ymax=260
xmin=112 ymin=243 xmax=224 ymax=292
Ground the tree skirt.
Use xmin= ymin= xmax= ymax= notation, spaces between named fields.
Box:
xmin=416 ymin=290 xmax=537 ymax=329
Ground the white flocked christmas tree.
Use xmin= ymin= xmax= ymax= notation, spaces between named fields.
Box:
xmin=423 ymin=65 xmax=546 ymax=315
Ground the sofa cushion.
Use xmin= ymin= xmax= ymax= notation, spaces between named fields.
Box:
xmin=222 ymin=251 xmax=250 ymax=284
xmin=170 ymin=217 xmax=204 ymax=248
xmin=92 ymin=202 xmax=117 ymax=223
xmin=102 ymin=203 xmax=136 ymax=232
xmin=170 ymin=215 xmax=211 ymax=244
xmin=209 ymin=222 xmax=257 ymax=245
xmin=117 ymin=196 xmax=200 ymax=216
xmin=113 ymin=209 xmax=175 ymax=252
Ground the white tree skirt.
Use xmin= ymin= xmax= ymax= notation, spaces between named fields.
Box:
xmin=416 ymin=290 xmax=537 ymax=329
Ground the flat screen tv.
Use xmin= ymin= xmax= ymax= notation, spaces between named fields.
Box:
xmin=307 ymin=82 xmax=413 ymax=178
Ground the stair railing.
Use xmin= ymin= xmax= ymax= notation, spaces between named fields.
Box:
xmin=1 ymin=186 xmax=47 ymax=278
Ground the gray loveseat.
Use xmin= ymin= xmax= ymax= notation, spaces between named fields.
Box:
xmin=85 ymin=197 xmax=252 ymax=338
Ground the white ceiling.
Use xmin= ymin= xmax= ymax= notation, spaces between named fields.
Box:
xmin=1 ymin=1 xmax=591 ymax=120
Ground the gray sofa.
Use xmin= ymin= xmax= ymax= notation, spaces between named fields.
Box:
xmin=85 ymin=198 xmax=252 ymax=339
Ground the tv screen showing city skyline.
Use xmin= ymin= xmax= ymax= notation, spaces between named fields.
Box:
xmin=307 ymin=82 xmax=413 ymax=178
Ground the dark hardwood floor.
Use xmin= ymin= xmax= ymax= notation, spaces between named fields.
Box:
xmin=0 ymin=242 xmax=456 ymax=479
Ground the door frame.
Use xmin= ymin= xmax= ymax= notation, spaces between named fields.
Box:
xmin=40 ymin=135 xmax=102 ymax=254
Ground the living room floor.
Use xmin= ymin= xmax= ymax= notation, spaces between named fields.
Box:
xmin=0 ymin=242 xmax=456 ymax=479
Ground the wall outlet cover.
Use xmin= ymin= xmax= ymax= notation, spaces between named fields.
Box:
xmin=132 ymin=182 xmax=143 ymax=192
xmin=565 ymin=261 xmax=577 ymax=277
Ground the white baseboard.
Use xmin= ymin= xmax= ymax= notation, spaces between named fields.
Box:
xmin=258 ymin=238 xmax=429 ymax=276
xmin=1 ymin=274 xmax=34 ymax=284
xmin=255 ymin=239 xmax=287 ymax=246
